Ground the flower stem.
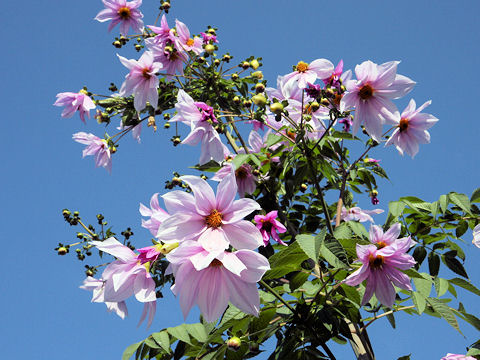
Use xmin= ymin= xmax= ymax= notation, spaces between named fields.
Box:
xmin=259 ymin=280 xmax=296 ymax=314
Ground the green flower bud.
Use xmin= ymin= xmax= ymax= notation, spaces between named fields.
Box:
xmin=214 ymin=59 xmax=221 ymax=66
xmin=222 ymin=54 xmax=231 ymax=62
xmin=226 ymin=336 xmax=241 ymax=351
xmin=320 ymin=98 xmax=330 ymax=107
xmin=250 ymin=59 xmax=260 ymax=69
xmin=252 ymin=94 xmax=267 ymax=106
xmin=164 ymin=122 xmax=170 ymax=129
xmin=233 ymin=96 xmax=241 ymax=105
xmin=251 ymin=71 xmax=263 ymax=79
xmin=204 ymin=44 xmax=215 ymax=54
xmin=310 ymin=101 xmax=320 ymax=112
xmin=113 ymin=40 xmax=122 ymax=48
xmin=231 ymin=73 xmax=239 ymax=80
xmin=241 ymin=61 xmax=250 ymax=69
xmin=255 ymin=83 xmax=265 ymax=93
xmin=243 ymin=99 xmax=252 ymax=108
xmin=57 ymin=247 xmax=68 ymax=255
xmin=269 ymin=102 xmax=284 ymax=115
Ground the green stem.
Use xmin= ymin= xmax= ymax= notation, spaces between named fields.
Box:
xmin=259 ymin=280 xmax=296 ymax=314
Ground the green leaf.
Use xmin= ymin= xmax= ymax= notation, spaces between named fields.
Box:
xmin=471 ymin=187 xmax=480 ymax=203
xmin=413 ymin=275 xmax=432 ymax=297
xmin=144 ymin=337 xmax=160 ymax=350
xmin=248 ymin=154 xmax=261 ymax=167
xmin=232 ymin=154 xmax=249 ymax=169
xmin=167 ymin=325 xmax=192 ymax=345
xmin=218 ymin=305 xmax=247 ymax=328
xmin=334 ymin=222 xmax=351 ymax=239
xmin=428 ymin=252 xmax=440 ymax=276
xmin=185 ymin=323 xmax=208 ymax=343
xmin=412 ymin=292 xmax=427 ymax=314
xmin=347 ymin=221 xmax=369 ymax=239
xmin=467 ymin=348 xmax=480 ymax=356
xmin=320 ymin=237 xmax=348 ymax=269
xmin=434 ymin=277 xmax=449 ymax=297
xmin=339 ymin=284 xmax=361 ymax=306
xmin=400 ymin=196 xmax=431 ymax=212
xmin=449 ymin=192 xmax=472 ymax=215
xmin=265 ymin=133 xmax=283 ymax=148
xmin=263 ymin=241 xmax=308 ymax=279
xmin=151 ymin=331 xmax=171 ymax=353
xmin=439 ymin=194 xmax=448 ymax=214
xmin=389 ymin=201 xmax=406 ymax=217
xmin=455 ymin=220 xmax=468 ymax=238
xmin=122 ymin=342 xmax=142 ymax=360
xmin=412 ymin=246 xmax=427 ymax=266
xmin=288 ymin=271 xmax=310 ymax=291
xmin=442 ymin=255 xmax=468 ymax=278
xmin=397 ymin=355 xmax=411 ymax=360
xmin=426 ymin=297 xmax=461 ymax=333
xmin=296 ymin=233 xmax=321 ymax=264
xmin=449 ymin=278 xmax=480 ymax=296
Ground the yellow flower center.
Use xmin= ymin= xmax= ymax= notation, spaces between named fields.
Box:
xmin=186 ymin=38 xmax=195 ymax=46
xmin=205 ymin=209 xmax=223 ymax=228
xmin=399 ymin=118 xmax=409 ymax=132
xmin=296 ymin=61 xmax=309 ymax=73
xmin=117 ymin=7 xmax=131 ymax=19
xmin=376 ymin=241 xmax=387 ymax=249
xmin=358 ymin=84 xmax=374 ymax=100
xmin=368 ymin=254 xmax=384 ymax=269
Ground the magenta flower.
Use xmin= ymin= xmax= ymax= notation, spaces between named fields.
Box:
xmin=339 ymin=116 xmax=353 ymax=132
xmin=80 ymin=276 xmax=128 ymax=319
xmin=54 ymin=91 xmax=96 ymax=123
xmin=170 ymin=90 xmax=225 ymax=165
xmin=166 ymin=241 xmax=270 ymax=322
xmin=340 ymin=206 xmax=384 ymax=223
xmin=441 ymin=354 xmax=476 ymax=360
xmin=72 ymin=132 xmax=112 ymax=172
xmin=282 ymin=58 xmax=334 ymax=90
xmin=473 ymin=224 xmax=480 ymax=248
xmin=254 ymin=211 xmax=287 ymax=246
xmin=173 ymin=19 xmax=203 ymax=55
xmin=91 ymin=237 xmax=157 ymax=327
xmin=385 ymin=99 xmax=438 ymax=158
xmin=118 ymin=51 xmax=162 ymax=112
xmin=139 ymin=193 xmax=170 ymax=236
xmin=344 ymin=224 xmax=416 ymax=307
xmin=323 ymin=59 xmax=344 ymax=87
xmin=200 ymin=32 xmax=218 ymax=44
xmin=341 ymin=60 xmax=415 ymax=141
xmin=211 ymin=163 xmax=257 ymax=197
xmin=156 ymin=169 xmax=263 ymax=253
xmin=95 ymin=0 xmax=144 ymax=36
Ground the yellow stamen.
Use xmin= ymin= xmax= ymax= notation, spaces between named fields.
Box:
xmin=368 ymin=254 xmax=384 ymax=269
xmin=117 ymin=7 xmax=131 ymax=19
xmin=399 ymin=118 xmax=409 ymax=132
xmin=296 ymin=61 xmax=309 ymax=73
xmin=142 ymin=67 xmax=152 ymax=79
xmin=358 ymin=84 xmax=374 ymax=100
xmin=205 ymin=209 xmax=223 ymax=228
xmin=186 ymin=38 xmax=195 ymax=47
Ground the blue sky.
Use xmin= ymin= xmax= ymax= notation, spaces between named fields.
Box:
xmin=1 ymin=0 xmax=480 ymax=359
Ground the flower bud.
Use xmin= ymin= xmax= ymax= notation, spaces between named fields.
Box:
xmin=300 ymin=183 xmax=308 ymax=192
xmin=325 ymin=87 xmax=335 ymax=98
xmin=251 ymin=71 xmax=263 ymax=79
xmin=241 ymin=61 xmax=250 ymax=69
xmin=57 ymin=247 xmax=68 ymax=255
xmin=250 ymin=59 xmax=260 ymax=69
xmin=214 ymin=59 xmax=221 ymax=66
xmin=320 ymin=98 xmax=330 ymax=107
xmin=269 ymin=102 xmax=284 ymax=115
xmin=86 ymin=269 xmax=94 ymax=277
xmin=172 ymin=136 xmax=181 ymax=146
xmin=310 ymin=101 xmax=320 ymax=112
xmin=222 ymin=54 xmax=231 ymax=62
xmin=226 ymin=336 xmax=241 ymax=351
xmin=62 ymin=209 xmax=71 ymax=217
xmin=233 ymin=96 xmax=241 ymax=105
xmin=161 ymin=2 xmax=170 ymax=11
xmin=113 ymin=40 xmax=122 ymax=48
xmin=231 ymin=73 xmax=239 ymax=80
xmin=198 ymin=56 xmax=206 ymax=63
xmin=207 ymin=28 xmax=216 ymax=35
xmin=252 ymin=94 xmax=267 ymax=106
xmin=255 ymin=83 xmax=265 ymax=93
xmin=204 ymin=44 xmax=215 ymax=54
xmin=243 ymin=99 xmax=252 ymax=108
xmin=303 ymin=114 xmax=312 ymax=122
xmin=159 ymin=242 xmax=179 ymax=254
xmin=164 ymin=122 xmax=170 ymax=129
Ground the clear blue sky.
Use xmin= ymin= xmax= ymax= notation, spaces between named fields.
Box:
xmin=1 ymin=0 xmax=480 ymax=359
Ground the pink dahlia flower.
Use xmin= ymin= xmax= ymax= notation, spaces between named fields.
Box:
xmin=211 ymin=163 xmax=257 ymax=197
xmin=282 ymin=59 xmax=334 ymax=90
xmin=441 ymin=354 xmax=476 ymax=360
xmin=91 ymin=237 xmax=157 ymax=327
xmin=118 ymin=51 xmax=163 ymax=112
xmin=156 ymin=169 xmax=263 ymax=253
xmin=254 ymin=211 xmax=287 ymax=246
xmin=139 ymin=193 xmax=169 ymax=236
xmin=147 ymin=15 xmax=171 ymax=47
xmin=340 ymin=206 xmax=384 ymax=223
xmin=95 ymin=0 xmax=144 ymax=36
xmin=341 ymin=60 xmax=415 ymax=141
xmin=166 ymin=241 xmax=270 ymax=322
xmin=80 ymin=276 xmax=128 ymax=319
xmin=170 ymin=90 xmax=225 ymax=165
xmin=473 ymin=224 xmax=480 ymax=248
xmin=385 ymin=99 xmax=438 ymax=158
xmin=72 ymin=132 xmax=112 ymax=172
xmin=146 ymin=38 xmax=188 ymax=80
xmin=54 ymin=91 xmax=96 ymax=123
xmin=173 ymin=19 xmax=203 ymax=55
xmin=344 ymin=224 xmax=416 ymax=307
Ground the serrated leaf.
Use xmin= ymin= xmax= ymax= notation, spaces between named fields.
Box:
xmin=219 ymin=305 xmax=247 ymax=327
xmin=471 ymin=188 xmax=480 ymax=203
xmin=296 ymin=233 xmax=320 ymax=263
xmin=347 ymin=221 xmax=369 ymax=238
xmin=400 ymin=196 xmax=431 ymax=213
xmin=232 ymin=154 xmax=249 ymax=169
xmin=449 ymin=278 xmax=480 ymax=296
xmin=442 ymin=255 xmax=468 ymax=278
xmin=439 ymin=194 xmax=448 ymax=214
xmin=434 ymin=277 xmax=449 ymax=297
xmin=455 ymin=220 xmax=468 ymax=238
xmin=449 ymin=192 xmax=472 ymax=215
xmin=144 ymin=337 xmax=160 ymax=349
xmin=263 ymin=241 xmax=308 ymax=279
xmin=412 ymin=292 xmax=427 ymax=314
xmin=413 ymin=275 xmax=432 ymax=297
xmin=389 ymin=201 xmax=406 ymax=217
xmin=334 ymin=222 xmax=351 ymax=239
xmin=122 ymin=342 xmax=142 ymax=360
xmin=265 ymin=133 xmax=283 ymax=148
xmin=151 ymin=331 xmax=171 ymax=353
xmin=185 ymin=323 xmax=208 ymax=343
xmin=167 ymin=325 xmax=192 ymax=345
xmin=320 ymin=238 xmax=348 ymax=269
xmin=426 ymin=297 xmax=461 ymax=333
xmin=467 ymin=348 xmax=480 ymax=356
xmin=339 ymin=283 xmax=361 ymax=306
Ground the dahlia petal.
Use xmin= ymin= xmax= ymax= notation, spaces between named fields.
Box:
xmin=156 ymin=213 xmax=205 ymax=242
xmin=224 ymin=273 xmax=260 ymax=316
xmin=374 ymin=271 xmax=396 ymax=307
xmin=197 ymin=267 xmax=229 ymax=322
xmin=222 ymin=221 xmax=263 ymax=250
xmin=180 ymin=175 xmax=216 ymax=215
xmin=91 ymin=237 xmax=136 ymax=262
xmin=222 ymin=198 xmax=261 ymax=224
xmin=197 ymin=227 xmax=229 ymax=253
xmin=234 ymin=250 xmax=270 ymax=282
xmin=162 ymin=190 xmax=197 ymax=214
xmin=133 ymin=273 xmax=156 ymax=302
